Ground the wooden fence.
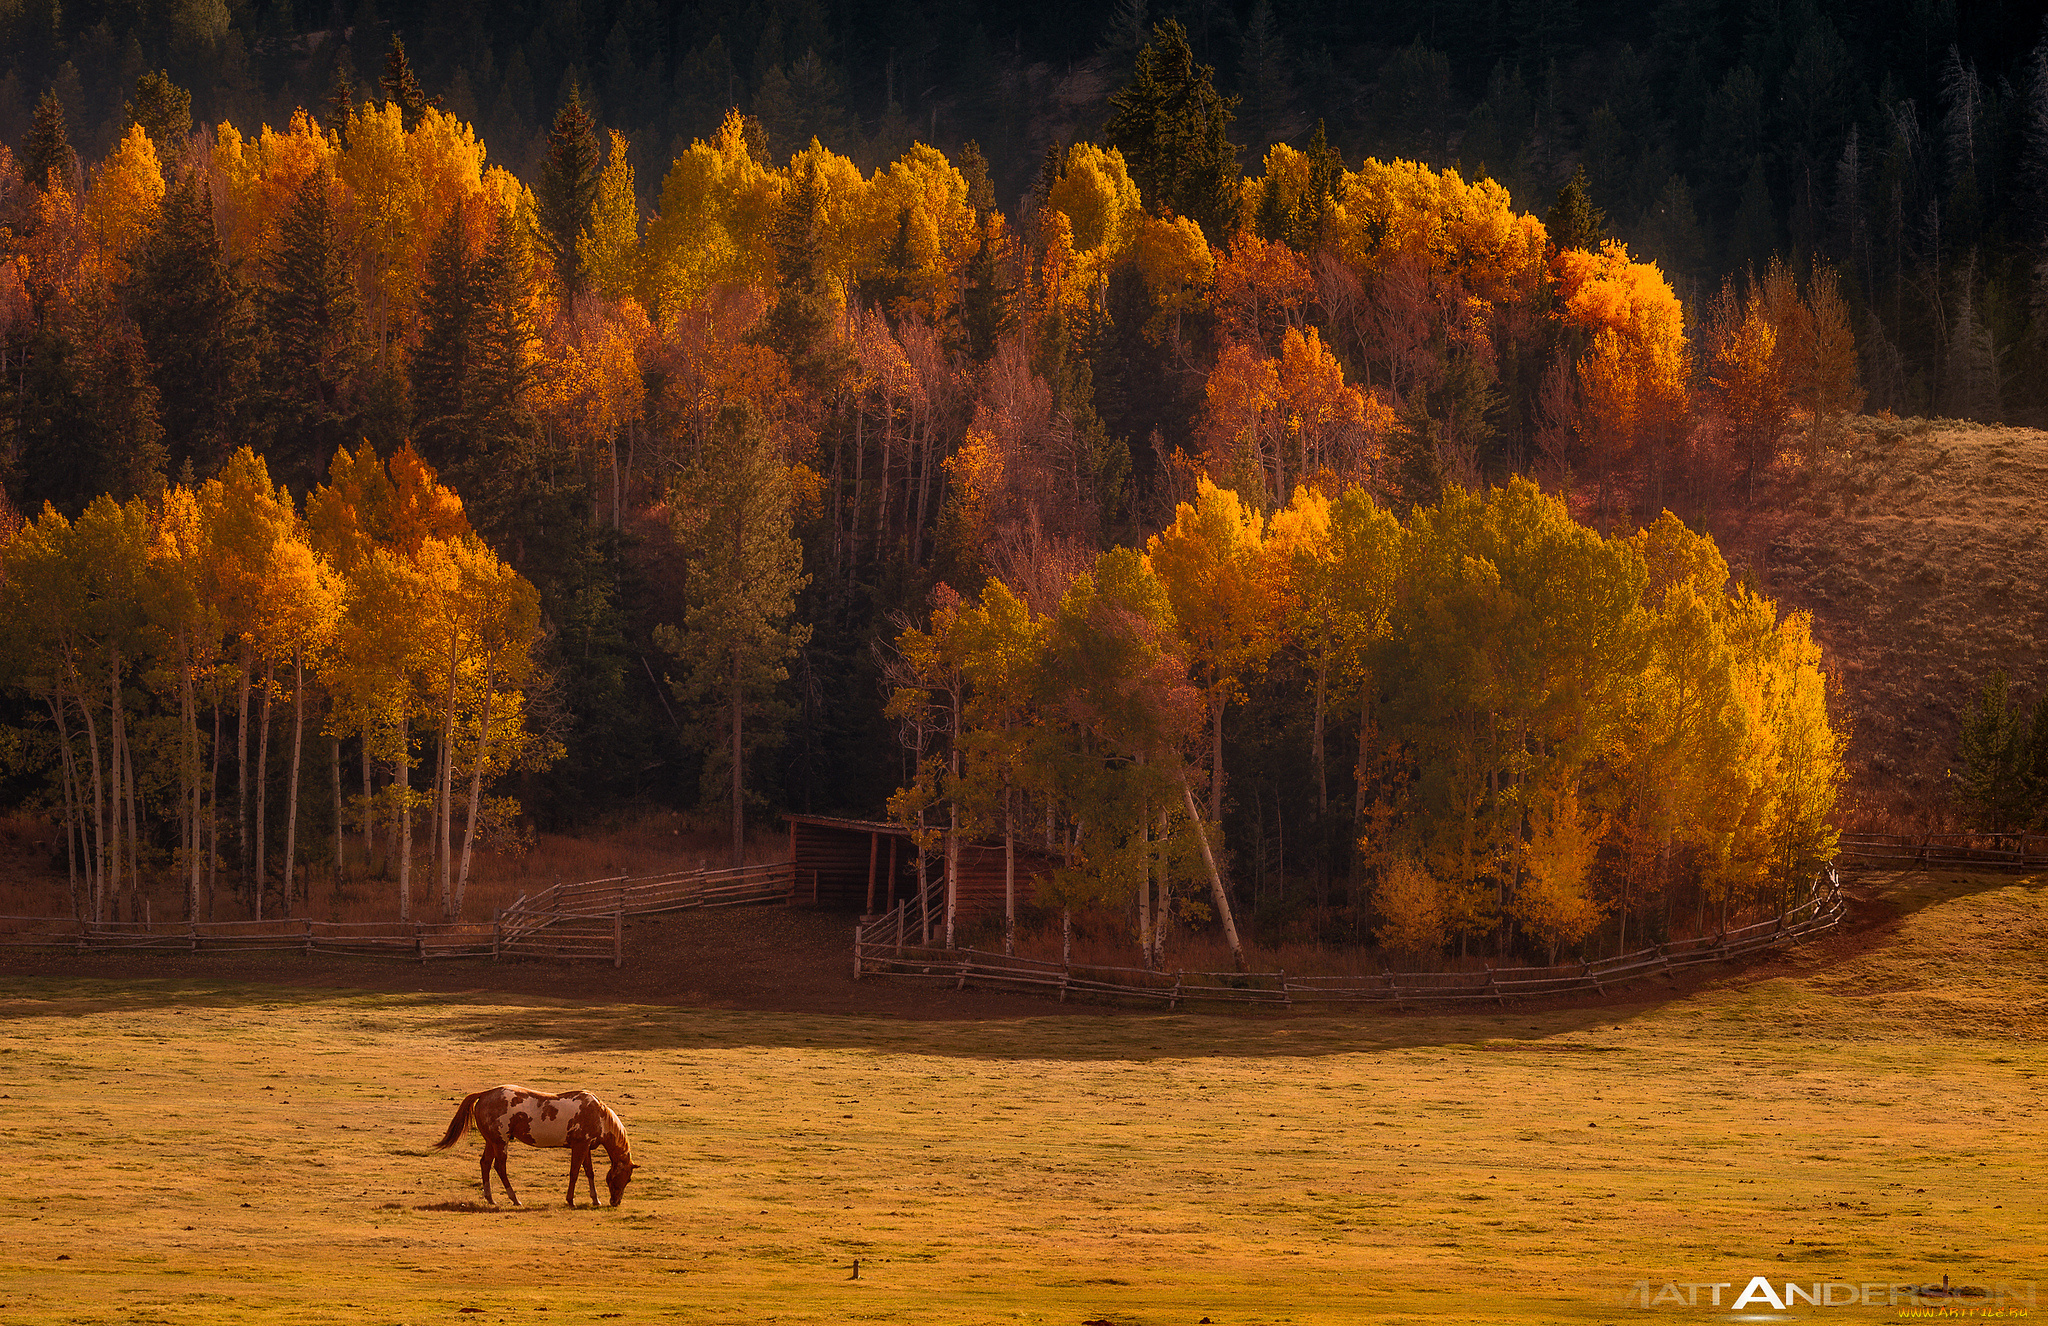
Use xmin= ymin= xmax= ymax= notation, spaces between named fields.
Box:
xmin=1835 ymin=831 xmax=2048 ymax=871
xmin=0 ymin=860 xmax=802 ymax=965
xmin=852 ymin=866 xmax=1848 ymax=1008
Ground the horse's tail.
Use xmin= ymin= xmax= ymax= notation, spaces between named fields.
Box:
xmin=433 ymin=1092 xmax=483 ymax=1150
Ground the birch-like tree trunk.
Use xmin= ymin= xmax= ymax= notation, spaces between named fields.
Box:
xmin=454 ymin=662 xmax=497 ymax=918
xmin=283 ymin=649 xmax=306 ymax=917
xmin=1180 ymin=769 xmax=1245 ymax=971
xmin=255 ymin=656 xmax=274 ymax=920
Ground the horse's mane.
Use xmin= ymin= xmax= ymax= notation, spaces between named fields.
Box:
xmin=603 ymin=1103 xmax=632 ymax=1164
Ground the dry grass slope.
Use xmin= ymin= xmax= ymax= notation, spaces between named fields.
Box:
xmin=0 ymin=867 xmax=2040 ymax=1325
xmin=1724 ymin=417 xmax=2048 ymax=824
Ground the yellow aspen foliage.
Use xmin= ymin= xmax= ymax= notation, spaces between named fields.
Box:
xmin=214 ymin=111 xmax=337 ymax=270
xmin=872 ymin=142 xmax=977 ymax=278
xmin=642 ymin=111 xmax=783 ymax=323
xmin=1128 ymin=209 xmax=1213 ymax=317
xmin=531 ymin=297 xmax=652 ymax=463
xmin=1197 ymin=341 xmax=1283 ymax=501
xmin=338 ymin=100 xmax=429 ymax=345
xmin=1555 ymin=241 xmax=1689 ymax=514
xmin=1707 ymin=288 xmax=1788 ymax=496
xmin=1372 ymin=856 xmax=1446 ymax=955
xmin=1326 ymin=158 xmax=1547 ymax=301
xmin=1277 ymin=325 xmax=1382 ymax=486
xmin=1144 ymin=477 xmax=1280 ymax=818
xmin=86 ymin=123 xmax=164 ymax=268
xmin=1512 ymin=780 xmax=1606 ymax=959
xmin=578 ymin=130 xmax=641 ymax=303
xmin=1048 ymin=143 xmax=1141 ymax=278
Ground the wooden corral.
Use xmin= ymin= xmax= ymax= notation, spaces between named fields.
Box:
xmin=783 ymin=814 xmax=1056 ymax=926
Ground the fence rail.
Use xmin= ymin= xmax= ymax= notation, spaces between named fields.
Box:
xmin=0 ymin=859 xmax=802 ymax=965
xmin=1835 ymin=831 xmax=2048 ymax=871
xmin=852 ymin=866 xmax=1848 ymax=1008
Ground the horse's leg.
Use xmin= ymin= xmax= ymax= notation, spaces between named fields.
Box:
xmin=565 ymin=1144 xmax=588 ymax=1207
xmin=582 ymin=1148 xmax=599 ymax=1206
xmin=495 ymin=1143 xmax=520 ymax=1207
xmin=479 ymin=1143 xmax=495 ymax=1204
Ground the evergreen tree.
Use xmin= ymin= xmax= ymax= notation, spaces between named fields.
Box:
xmin=655 ymin=405 xmax=812 ymax=867
xmin=757 ymin=161 xmax=835 ymax=365
xmin=1546 ymin=164 xmax=1605 ymax=252
xmin=379 ymin=34 xmax=439 ymax=131
xmin=6 ymin=326 xmax=166 ymax=517
xmin=959 ymin=140 xmax=997 ymax=216
xmin=323 ymin=52 xmax=358 ymax=137
xmin=413 ymin=201 xmax=475 ymax=470
xmin=535 ymin=84 xmax=601 ymax=292
xmin=125 ymin=70 xmax=192 ymax=161
xmin=1105 ymin=19 xmax=1242 ymax=238
xmin=957 ymin=223 xmax=1016 ymax=362
xmin=132 ymin=169 xmax=256 ymax=480
xmin=1957 ymin=672 xmax=2038 ymax=830
xmin=21 ymin=87 xmax=77 ymax=191
xmin=260 ymin=173 xmax=364 ymax=491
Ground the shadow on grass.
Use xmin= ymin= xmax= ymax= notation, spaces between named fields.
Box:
xmin=11 ymin=870 xmax=2023 ymax=1061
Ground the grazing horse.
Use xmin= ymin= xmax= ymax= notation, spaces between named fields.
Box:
xmin=433 ymin=1085 xmax=636 ymax=1207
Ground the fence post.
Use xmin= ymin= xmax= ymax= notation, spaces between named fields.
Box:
xmin=1169 ymin=969 xmax=1183 ymax=1012
xmin=189 ymin=918 xmax=198 ymax=952
xmin=853 ymin=921 xmax=863 ymax=981
xmin=613 ymin=911 xmax=623 ymax=969
xmin=895 ymin=899 xmax=905 ymax=956
xmin=1279 ymin=968 xmax=1291 ymax=1010
xmin=1485 ymin=963 xmax=1504 ymax=1007
xmin=492 ymin=909 xmax=501 ymax=963
xmin=415 ymin=922 xmax=425 ymax=965
xmin=304 ymin=918 xmax=313 ymax=956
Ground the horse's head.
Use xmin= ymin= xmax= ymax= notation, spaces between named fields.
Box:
xmin=605 ymin=1159 xmax=635 ymax=1207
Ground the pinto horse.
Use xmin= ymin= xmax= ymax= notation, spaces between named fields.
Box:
xmin=433 ymin=1085 xmax=636 ymax=1207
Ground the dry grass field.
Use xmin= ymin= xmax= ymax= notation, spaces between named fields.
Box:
xmin=0 ymin=866 xmax=2041 ymax=1325
xmin=1724 ymin=417 xmax=2048 ymax=826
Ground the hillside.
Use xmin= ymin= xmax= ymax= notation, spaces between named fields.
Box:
xmin=1722 ymin=417 xmax=2048 ymax=826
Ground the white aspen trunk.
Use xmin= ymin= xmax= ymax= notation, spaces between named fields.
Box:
xmin=1313 ymin=650 xmax=1329 ymax=816
xmin=454 ymin=663 xmax=497 ymax=918
xmin=182 ymin=631 xmax=201 ymax=920
xmin=122 ymin=686 xmax=141 ymax=920
xmin=731 ymin=643 xmax=744 ymax=870
xmin=1180 ymin=768 xmax=1245 ymax=972
xmin=106 ymin=648 xmax=121 ymax=921
xmin=1210 ymin=695 xmax=1226 ymax=821
xmin=237 ymin=643 xmax=251 ymax=904
xmin=256 ymin=656 xmax=273 ymax=921
xmin=396 ymin=714 xmax=411 ymax=922
xmin=361 ymin=738 xmax=373 ymax=874
xmin=438 ymin=626 xmax=459 ymax=917
xmin=46 ymin=694 xmax=83 ymax=918
xmin=71 ymin=664 xmax=106 ymax=924
xmin=283 ymin=650 xmax=306 ymax=918
xmin=1003 ymin=782 xmax=1014 ymax=957
xmin=1156 ymin=804 xmax=1171 ymax=967
xmin=331 ymin=725 xmax=343 ymax=895
xmin=208 ymin=692 xmax=222 ymax=919
xmin=1139 ymin=793 xmax=1153 ymax=968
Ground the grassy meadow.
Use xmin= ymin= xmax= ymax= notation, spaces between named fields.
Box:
xmin=0 ymin=868 xmax=2042 ymax=1326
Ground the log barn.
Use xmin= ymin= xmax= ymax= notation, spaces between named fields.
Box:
xmin=783 ymin=814 xmax=1056 ymax=928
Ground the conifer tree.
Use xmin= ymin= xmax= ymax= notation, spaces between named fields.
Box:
xmin=1105 ymin=19 xmax=1241 ymax=238
xmin=535 ymin=84 xmax=601 ymax=292
xmin=958 ymin=223 xmax=1016 ymax=362
xmin=413 ymin=201 xmax=475 ymax=470
xmin=125 ymin=71 xmax=192 ymax=162
xmin=1546 ymin=165 xmax=1605 ymax=252
xmin=132 ymin=169 xmax=256 ymax=479
xmin=757 ymin=161 xmax=834 ymax=364
xmin=379 ymin=34 xmax=439 ymax=131
xmin=324 ymin=53 xmax=358 ymax=137
xmin=21 ymin=88 xmax=77 ymax=191
xmin=261 ymin=174 xmax=364 ymax=490
xmin=655 ymin=405 xmax=812 ymax=868
xmin=959 ymin=139 xmax=997 ymax=216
